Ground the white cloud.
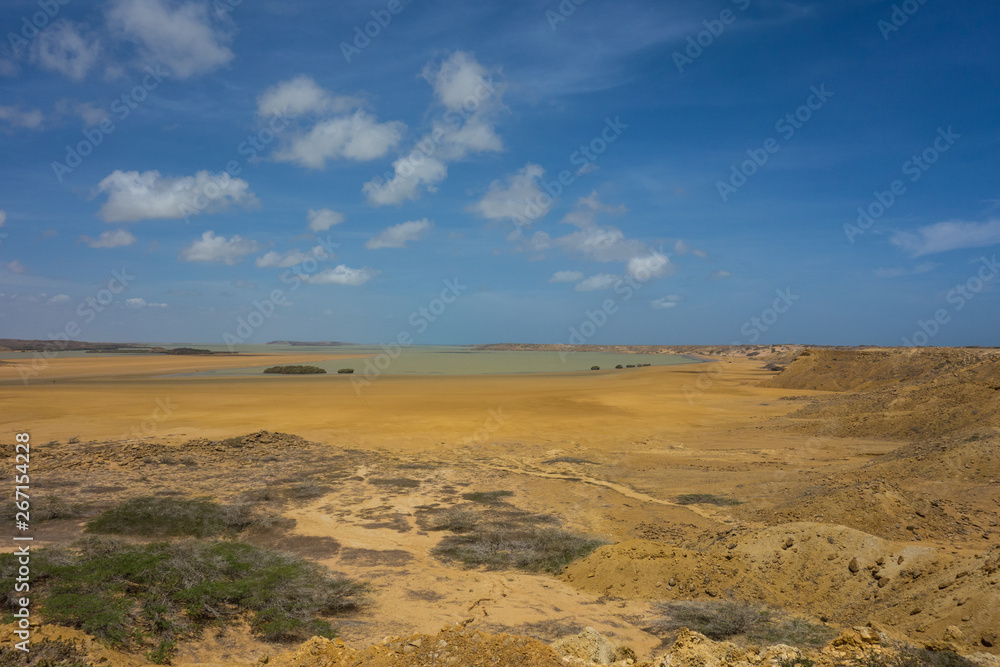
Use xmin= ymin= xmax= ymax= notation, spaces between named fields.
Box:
xmin=651 ymin=295 xmax=683 ymax=309
xmin=626 ymin=251 xmax=673 ymax=281
xmin=274 ymin=110 xmax=405 ymax=168
xmin=708 ymin=270 xmax=733 ymax=280
xmin=365 ymin=219 xmax=432 ymax=249
xmin=32 ymin=22 xmax=101 ymax=80
xmin=179 ymin=231 xmax=260 ymax=265
xmin=307 ymin=208 xmax=344 ymax=232
xmin=5 ymin=260 xmax=27 ymax=274
xmin=74 ymin=101 xmax=109 ymax=126
xmin=470 ymin=163 xmax=550 ymax=227
xmin=0 ymin=210 xmax=5 ymax=226
xmin=48 ymin=294 xmax=71 ymax=304
xmin=302 ymin=265 xmax=379 ymax=286
xmin=82 ymin=229 xmax=137 ymax=248
xmin=96 ymin=169 xmax=258 ymax=222
xmin=255 ymin=245 xmax=330 ymax=268
xmin=550 ymin=270 xmax=584 ymax=283
xmin=575 ymin=274 xmax=620 ymax=291
xmin=363 ymin=52 xmax=504 ymax=206
xmin=257 ymin=75 xmax=359 ymax=117
xmin=0 ymin=106 xmax=43 ymax=130
xmin=874 ymin=262 xmax=937 ymax=278
xmin=107 ymin=0 xmax=233 ymax=78
xmin=890 ymin=220 xmax=1000 ymax=257
xmin=126 ymin=297 xmax=167 ymax=308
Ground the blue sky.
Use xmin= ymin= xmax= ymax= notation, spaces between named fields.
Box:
xmin=1 ymin=0 xmax=998 ymax=346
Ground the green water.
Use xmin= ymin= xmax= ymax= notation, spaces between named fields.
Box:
xmin=1 ymin=344 xmax=701 ymax=376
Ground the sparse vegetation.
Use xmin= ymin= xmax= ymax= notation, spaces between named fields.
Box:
xmin=85 ymin=496 xmax=286 ymax=538
xmin=674 ymin=493 xmax=743 ymax=506
xmin=0 ymin=538 xmax=368 ymax=659
xmin=591 ymin=366 xmax=600 ymax=370
xmin=417 ymin=500 xmax=605 ymax=573
xmin=0 ymin=638 xmax=93 ymax=667
xmin=369 ymin=477 xmax=421 ymax=488
xmin=263 ymin=365 xmax=326 ymax=374
xmin=462 ymin=490 xmax=514 ymax=503
xmin=856 ymin=648 xmax=977 ymax=667
xmin=337 ymin=368 xmax=354 ymax=374
xmin=543 ymin=456 xmax=598 ymax=465
xmin=651 ymin=600 xmax=836 ymax=648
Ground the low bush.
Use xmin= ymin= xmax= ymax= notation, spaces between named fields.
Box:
xmin=263 ymin=365 xmax=326 ymax=375
xmin=337 ymin=368 xmax=354 ymax=374
xmin=0 ymin=538 xmax=368 ymax=659
xmin=650 ymin=600 xmax=836 ymax=648
xmin=0 ymin=639 xmax=93 ymax=667
xmin=85 ymin=496 xmax=283 ymax=538
xmin=674 ymin=493 xmax=743 ymax=506
xmin=462 ymin=490 xmax=514 ymax=503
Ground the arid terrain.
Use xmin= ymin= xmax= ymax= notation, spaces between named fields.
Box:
xmin=1 ymin=346 xmax=998 ymax=666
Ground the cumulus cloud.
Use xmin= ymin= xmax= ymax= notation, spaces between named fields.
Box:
xmin=96 ymin=170 xmax=258 ymax=222
xmin=0 ymin=106 xmax=43 ymax=130
xmin=255 ymin=245 xmax=330 ymax=268
xmin=48 ymin=294 xmax=71 ymax=304
xmin=363 ymin=51 xmax=504 ymax=206
xmin=179 ymin=231 xmax=260 ymax=265
xmin=365 ymin=219 xmax=432 ymax=249
xmin=550 ymin=270 xmax=584 ymax=283
xmin=257 ymin=75 xmax=359 ymax=117
xmin=302 ymin=265 xmax=379 ymax=286
xmin=82 ymin=229 xmax=137 ymax=248
xmin=126 ymin=297 xmax=167 ymax=308
xmin=575 ymin=274 xmax=619 ymax=291
xmin=651 ymin=295 xmax=683 ymax=309
xmin=890 ymin=220 xmax=1000 ymax=257
xmin=469 ymin=163 xmax=550 ymax=228
xmin=5 ymin=260 xmax=27 ymax=273
xmin=626 ymin=251 xmax=672 ymax=281
xmin=32 ymin=22 xmax=101 ymax=80
xmin=259 ymin=76 xmax=403 ymax=169
xmin=107 ymin=0 xmax=233 ymax=78
xmin=306 ymin=208 xmax=344 ymax=232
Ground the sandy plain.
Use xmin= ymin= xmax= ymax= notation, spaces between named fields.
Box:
xmin=1 ymin=348 xmax=998 ymax=666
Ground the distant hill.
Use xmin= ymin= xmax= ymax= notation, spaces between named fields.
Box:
xmin=266 ymin=341 xmax=350 ymax=346
xmin=0 ymin=338 xmax=145 ymax=352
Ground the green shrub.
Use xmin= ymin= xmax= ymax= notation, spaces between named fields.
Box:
xmin=262 ymin=365 xmax=326 ymax=375
xmin=0 ymin=539 xmax=367 ymax=658
xmin=85 ymin=496 xmax=279 ymax=538
xmin=337 ymin=368 xmax=354 ymax=374
xmin=590 ymin=366 xmax=600 ymax=370
xmin=0 ymin=639 xmax=93 ymax=667
xmin=651 ymin=601 xmax=836 ymax=648
xmin=674 ymin=493 xmax=743 ymax=506
xmin=462 ymin=490 xmax=514 ymax=503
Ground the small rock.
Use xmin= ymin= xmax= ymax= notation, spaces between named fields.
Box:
xmin=849 ymin=557 xmax=861 ymax=573
xmin=783 ymin=537 xmax=794 ymax=550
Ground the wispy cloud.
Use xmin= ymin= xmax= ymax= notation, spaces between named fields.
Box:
xmin=549 ymin=270 xmax=584 ymax=283
xmin=302 ymin=265 xmax=379 ymax=286
xmin=365 ymin=219 xmax=432 ymax=249
xmin=179 ymin=231 xmax=260 ymax=265
xmin=890 ymin=220 xmax=1000 ymax=257
xmin=81 ymin=229 xmax=137 ymax=248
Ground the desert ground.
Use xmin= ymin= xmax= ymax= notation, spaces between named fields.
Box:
xmin=1 ymin=346 xmax=998 ymax=666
